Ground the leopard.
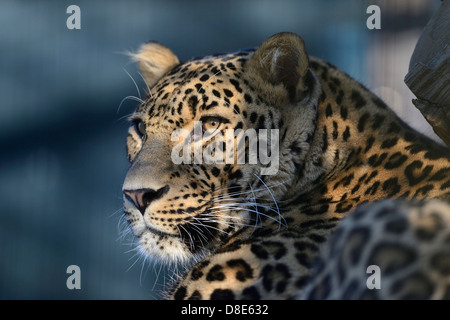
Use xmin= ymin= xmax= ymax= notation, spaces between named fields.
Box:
xmin=301 ymin=198 xmax=450 ymax=300
xmin=121 ymin=32 xmax=450 ymax=300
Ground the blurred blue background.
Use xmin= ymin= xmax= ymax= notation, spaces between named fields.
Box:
xmin=0 ymin=0 xmax=439 ymax=299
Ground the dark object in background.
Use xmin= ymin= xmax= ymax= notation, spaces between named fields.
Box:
xmin=405 ymin=0 xmax=450 ymax=147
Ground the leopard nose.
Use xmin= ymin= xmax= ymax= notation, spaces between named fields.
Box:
xmin=123 ymin=185 xmax=170 ymax=215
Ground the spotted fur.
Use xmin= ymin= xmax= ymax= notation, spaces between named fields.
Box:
xmin=302 ymin=199 xmax=450 ymax=300
xmin=122 ymin=33 xmax=450 ymax=299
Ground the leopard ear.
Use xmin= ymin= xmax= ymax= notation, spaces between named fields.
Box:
xmin=245 ymin=32 xmax=310 ymax=104
xmin=130 ymin=41 xmax=180 ymax=88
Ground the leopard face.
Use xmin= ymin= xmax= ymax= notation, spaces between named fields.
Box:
xmin=122 ymin=34 xmax=322 ymax=265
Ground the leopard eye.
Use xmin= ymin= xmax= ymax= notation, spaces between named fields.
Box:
xmin=134 ymin=120 xmax=146 ymax=138
xmin=201 ymin=116 xmax=228 ymax=135
xmin=202 ymin=118 xmax=221 ymax=132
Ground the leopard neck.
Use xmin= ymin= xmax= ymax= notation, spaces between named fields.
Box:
xmin=286 ymin=58 xmax=450 ymax=206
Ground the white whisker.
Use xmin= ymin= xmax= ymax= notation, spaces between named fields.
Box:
xmin=178 ymin=224 xmax=195 ymax=251
xmin=118 ymin=95 xmax=145 ymax=114
xmin=182 ymin=218 xmax=230 ymax=235
xmin=151 ymin=262 xmax=164 ymax=290
xmin=123 ymin=67 xmax=142 ymax=99
xmin=182 ymin=211 xmax=215 ymax=237
xmin=254 ymin=174 xmax=287 ymax=230
xmin=249 ymin=182 xmax=262 ymax=230
xmin=184 ymin=222 xmax=208 ymax=248
xmin=137 ymin=71 xmax=153 ymax=98
xmin=126 ymin=250 xmax=144 ymax=272
xmin=193 ymin=216 xmax=259 ymax=229
xmin=213 ymin=179 xmax=288 ymax=200
xmin=210 ymin=202 xmax=283 ymax=217
xmin=217 ymin=206 xmax=283 ymax=226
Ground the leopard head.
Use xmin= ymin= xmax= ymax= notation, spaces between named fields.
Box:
xmin=122 ymin=33 xmax=322 ymax=265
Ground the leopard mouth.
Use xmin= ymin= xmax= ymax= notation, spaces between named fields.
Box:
xmin=124 ymin=207 xmax=220 ymax=255
xmin=123 ymin=207 xmax=180 ymax=239
xmin=176 ymin=213 xmax=221 ymax=253
xmin=123 ymin=192 xmax=238 ymax=257
xmin=144 ymin=224 xmax=180 ymax=238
